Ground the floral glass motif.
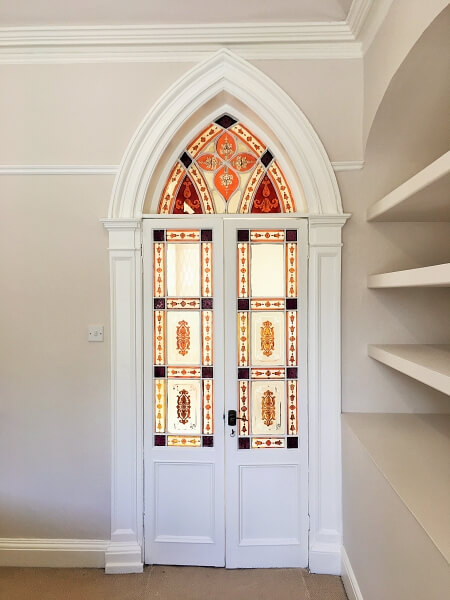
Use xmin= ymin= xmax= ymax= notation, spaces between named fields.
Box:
xmin=158 ymin=116 xmax=296 ymax=214
xmin=237 ymin=229 xmax=299 ymax=449
xmin=153 ymin=229 xmax=215 ymax=447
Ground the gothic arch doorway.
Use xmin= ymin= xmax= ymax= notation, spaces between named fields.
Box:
xmin=102 ymin=50 xmax=347 ymax=574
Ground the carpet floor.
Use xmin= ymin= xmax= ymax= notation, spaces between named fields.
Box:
xmin=0 ymin=566 xmax=348 ymax=600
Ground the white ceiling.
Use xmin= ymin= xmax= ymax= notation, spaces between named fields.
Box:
xmin=0 ymin=0 xmax=354 ymax=27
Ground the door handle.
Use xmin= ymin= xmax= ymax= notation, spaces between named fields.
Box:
xmin=228 ymin=410 xmax=241 ymax=426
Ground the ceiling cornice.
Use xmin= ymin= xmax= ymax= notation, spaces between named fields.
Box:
xmin=0 ymin=1 xmax=391 ymax=64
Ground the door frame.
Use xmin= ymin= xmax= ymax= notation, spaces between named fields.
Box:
xmin=102 ymin=212 xmax=347 ymax=574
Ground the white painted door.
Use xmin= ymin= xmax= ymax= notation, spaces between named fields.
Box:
xmin=143 ymin=216 xmax=308 ymax=568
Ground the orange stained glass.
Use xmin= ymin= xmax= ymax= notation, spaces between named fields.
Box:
xmin=166 ymin=229 xmax=200 ymax=242
xmin=167 ymin=436 xmax=201 ymax=447
xmin=202 ymin=311 xmax=213 ymax=366
xmin=286 ymin=243 xmax=298 ymax=297
xmin=250 ymin=230 xmax=285 ymax=242
xmin=167 ymin=367 xmax=201 ymax=378
xmin=252 ymin=438 xmax=286 ymax=449
xmin=167 ymin=298 xmax=200 ymax=309
xmin=288 ymin=380 xmax=298 ymax=435
xmin=238 ymin=312 xmax=249 ymax=366
xmin=154 ymin=379 xmax=166 ymax=433
xmin=158 ymin=115 xmax=296 ymax=214
xmin=287 ymin=311 xmax=297 ymax=367
xmin=201 ymin=242 xmax=213 ymax=297
xmin=203 ymin=379 xmax=214 ymax=434
xmin=251 ymin=368 xmax=285 ymax=380
xmin=154 ymin=243 xmax=165 ymax=298
xmin=154 ymin=311 xmax=165 ymax=365
xmin=251 ymin=299 xmax=285 ymax=311
xmin=238 ymin=381 xmax=249 ymax=435
xmin=237 ymin=243 xmax=249 ymax=297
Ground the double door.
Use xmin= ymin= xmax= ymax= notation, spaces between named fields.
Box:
xmin=143 ymin=217 xmax=308 ymax=568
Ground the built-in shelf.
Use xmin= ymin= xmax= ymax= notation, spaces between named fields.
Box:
xmin=368 ymin=263 xmax=450 ymax=288
xmin=343 ymin=413 xmax=450 ymax=563
xmin=367 ymin=151 xmax=450 ymax=222
xmin=368 ymin=344 xmax=450 ymax=395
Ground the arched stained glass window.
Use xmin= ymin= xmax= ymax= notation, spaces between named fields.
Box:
xmin=158 ymin=115 xmax=296 ymax=214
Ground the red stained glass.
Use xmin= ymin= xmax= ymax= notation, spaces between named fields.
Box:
xmin=214 ymin=165 xmax=239 ymax=201
xmin=251 ymin=175 xmax=281 ymax=214
xmin=173 ymin=175 xmax=203 ymax=214
xmin=216 ymin=131 xmax=237 ymax=161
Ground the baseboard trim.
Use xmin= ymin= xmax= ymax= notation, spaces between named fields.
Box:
xmin=0 ymin=538 xmax=108 ymax=568
xmin=309 ymin=542 xmax=341 ymax=575
xmin=341 ymin=546 xmax=364 ymax=600
xmin=105 ymin=542 xmax=143 ymax=574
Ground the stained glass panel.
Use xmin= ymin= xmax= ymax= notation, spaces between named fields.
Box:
xmin=158 ymin=115 xmax=296 ymax=214
xmin=153 ymin=228 xmax=215 ymax=449
xmin=236 ymin=227 xmax=299 ymax=450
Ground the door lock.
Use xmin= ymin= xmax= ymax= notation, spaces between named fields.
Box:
xmin=228 ymin=410 xmax=241 ymax=426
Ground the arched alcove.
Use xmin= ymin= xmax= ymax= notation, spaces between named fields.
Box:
xmin=103 ymin=49 xmax=347 ymax=575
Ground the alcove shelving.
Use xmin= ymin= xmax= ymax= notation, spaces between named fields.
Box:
xmin=367 ymin=150 xmax=450 ymax=222
xmin=347 ymin=150 xmax=450 ymax=590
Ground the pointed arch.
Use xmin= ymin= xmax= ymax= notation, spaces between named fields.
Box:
xmin=109 ymin=49 xmax=342 ymax=218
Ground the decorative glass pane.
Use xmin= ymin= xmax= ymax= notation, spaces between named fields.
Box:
xmin=251 ymin=311 xmax=285 ymax=366
xmin=153 ymin=228 xmax=215 ymax=449
xmin=167 ymin=244 xmax=200 ymax=297
xmin=236 ymin=228 xmax=299 ymax=450
xmin=158 ymin=115 xmax=296 ymax=214
xmin=167 ymin=311 xmax=201 ymax=365
xmin=167 ymin=380 xmax=201 ymax=434
xmin=250 ymin=244 xmax=284 ymax=297
xmin=251 ymin=381 xmax=286 ymax=435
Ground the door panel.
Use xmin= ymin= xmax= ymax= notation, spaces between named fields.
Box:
xmin=224 ymin=218 xmax=308 ymax=568
xmin=143 ymin=218 xmax=225 ymax=566
xmin=144 ymin=216 xmax=307 ymax=568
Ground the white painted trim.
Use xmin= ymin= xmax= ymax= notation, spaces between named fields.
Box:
xmin=105 ymin=541 xmax=143 ymax=574
xmin=0 ymin=165 xmax=118 ymax=175
xmin=308 ymin=216 xmax=349 ymax=576
xmin=357 ymin=0 xmax=394 ymax=52
xmin=341 ymin=546 xmax=364 ymax=600
xmin=0 ymin=22 xmax=362 ymax=63
xmin=110 ymin=49 xmax=343 ymax=218
xmin=0 ymin=538 xmax=108 ymax=568
xmin=331 ymin=161 xmax=364 ymax=172
xmin=347 ymin=0 xmax=374 ymax=37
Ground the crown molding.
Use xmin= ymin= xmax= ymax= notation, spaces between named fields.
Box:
xmin=0 ymin=22 xmax=362 ymax=63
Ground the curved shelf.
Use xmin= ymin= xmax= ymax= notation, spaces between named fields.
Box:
xmin=367 ymin=151 xmax=450 ymax=222
xmin=368 ymin=344 xmax=450 ymax=395
xmin=343 ymin=413 xmax=450 ymax=563
xmin=368 ymin=263 xmax=450 ymax=288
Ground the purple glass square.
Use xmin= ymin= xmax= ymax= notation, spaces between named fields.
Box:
xmin=286 ymin=230 xmax=297 ymax=241
xmin=201 ymin=229 xmax=213 ymax=241
xmin=154 ymin=435 xmax=166 ymax=446
xmin=238 ymin=299 xmax=249 ymax=311
xmin=202 ymin=436 xmax=214 ymax=447
xmin=154 ymin=366 xmax=166 ymax=378
xmin=202 ymin=298 xmax=213 ymax=310
xmin=287 ymin=437 xmax=298 ymax=449
xmin=286 ymin=298 xmax=297 ymax=310
xmin=237 ymin=230 xmax=249 ymax=242
xmin=238 ymin=437 xmax=250 ymax=450
xmin=286 ymin=368 xmax=298 ymax=379
xmin=202 ymin=367 xmax=213 ymax=378
xmin=153 ymin=230 xmax=165 ymax=241
xmin=238 ymin=368 xmax=249 ymax=380
xmin=154 ymin=298 xmax=165 ymax=309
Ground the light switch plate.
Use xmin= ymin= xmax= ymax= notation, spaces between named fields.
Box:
xmin=88 ymin=325 xmax=104 ymax=342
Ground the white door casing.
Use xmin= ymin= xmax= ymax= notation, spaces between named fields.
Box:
xmin=102 ymin=49 xmax=348 ymax=574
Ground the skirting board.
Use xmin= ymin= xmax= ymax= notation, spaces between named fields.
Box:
xmin=309 ymin=543 xmax=341 ymax=575
xmin=341 ymin=546 xmax=364 ymax=600
xmin=0 ymin=538 xmax=108 ymax=568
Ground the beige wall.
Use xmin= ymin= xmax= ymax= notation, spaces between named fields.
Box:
xmin=0 ymin=57 xmax=363 ymax=540
xmin=0 ymin=5 xmax=448 ymax=544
